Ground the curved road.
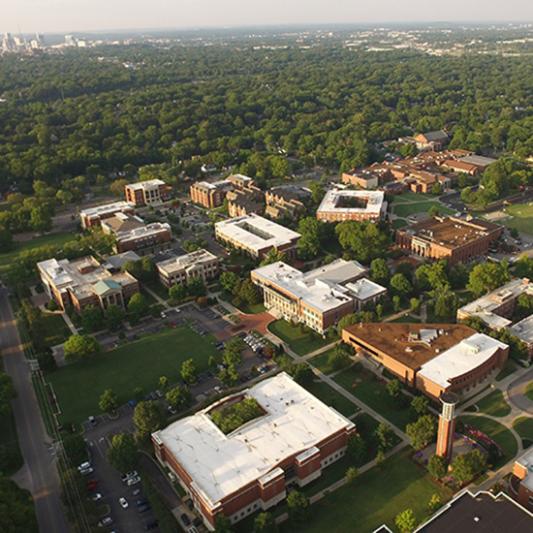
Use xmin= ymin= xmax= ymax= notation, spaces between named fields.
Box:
xmin=507 ymin=367 xmax=533 ymax=416
xmin=0 ymin=288 xmax=69 ymax=533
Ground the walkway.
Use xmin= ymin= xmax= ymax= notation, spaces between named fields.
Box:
xmin=506 ymin=367 xmax=533 ymax=415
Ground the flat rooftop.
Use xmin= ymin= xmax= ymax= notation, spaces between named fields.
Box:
xmin=153 ymin=372 xmax=354 ymax=507
xmin=215 ymin=214 xmax=300 ymax=252
xmin=416 ymin=490 xmax=533 ymax=532
xmin=252 ymin=260 xmax=364 ymax=313
xmin=345 ymin=278 xmax=387 ymax=301
xmin=80 ymin=201 xmax=132 ymax=218
xmin=343 ymin=323 xmax=476 ymax=370
xmin=402 ymin=217 xmax=501 ymax=249
xmin=510 ymin=314 xmax=533 ymax=345
xmin=317 ymin=189 xmax=385 ymax=216
xmin=157 ymin=249 xmax=218 ymax=275
xmin=459 ymin=154 xmax=497 ymax=167
xmin=127 ymin=178 xmax=166 ymax=190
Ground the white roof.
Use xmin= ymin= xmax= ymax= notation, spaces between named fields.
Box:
xmin=317 ymin=189 xmax=385 ymax=216
xmin=115 ymin=222 xmax=171 ymax=244
xmin=509 ymin=314 xmax=533 ymax=345
xmin=516 ymin=447 xmax=533 ymax=491
xmin=215 ymin=214 xmax=300 ymax=253
xmin=127 ymin=178 xmax=165 ymax=190
xmin=252 ymin=260 xmax=360 ymax=313
xmin=418 ymin=333 xmax=507 ymax=388
xmin=154 ymin=372 xmax=354 ymax=507
xmin=345 ymin=278 xmax=387 ymax=302
xmin=157 ymin=249 xmax=218 ymax=276
xmin=80 ymin=201 xmax=132 ymax=219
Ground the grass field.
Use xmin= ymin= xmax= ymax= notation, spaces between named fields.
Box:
xmin=268 ymin=320 xmax=331 ymax=356
xmin=476 ymin=390 xmax=512 ymax=418
xmin=513 ymin=417 xmax=533 ymax=448
xmin=284 ymin=450 xmax=452 ymax=533
xmin=47 ymin=326 xmax=218 ymax=424
xmin=42 ymin=313 xmax=71 ymax=347
xmin=502 ymin=202 xmax=533 ymax=235
xmin=333 ymin=365 xmax=418 ymax=431
xmin=309 ymin=348 xmax=338 ymax=375
xmin=460 ymin=415 xmax=518 ymax=467
xmin=0 ymin=232 xmax=76 ymax=275
xmin=393 ymin=201 xmax=455 ymax=218
xmin=526 ymin=382 xmax=533 ymax=402
xmin=303 ymin=378 xmax=359 ymax=418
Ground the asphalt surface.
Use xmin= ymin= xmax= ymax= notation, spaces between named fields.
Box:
xmin=0 ymin=287 xmax=69 ymax=533
xmin=507 ymin=367 xmax=533 ymax=415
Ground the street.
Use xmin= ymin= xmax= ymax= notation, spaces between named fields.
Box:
xmin=0 ymin=287 xmax=69 ymax=533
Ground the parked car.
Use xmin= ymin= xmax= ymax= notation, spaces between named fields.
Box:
xmin=97 ymin=517 xmax=113 ymax=527
xmin=88 ymin=416 xmax=97 ymax=426
xmin=119 ymin=497 xmax=129 ymax=509
xmin=87 ymin=480 xmax=98 ymax=491
xmin=132 ymin=488 xmax=142 ymax=497
xmin=180 ymin=513 xmax=191 ymax=526
xmin=90 ymin=493 xmax=103 ymax=502
xmin=127 ymin=475 xmax=141 ymax=486
xmin=121 ymin=470 xmax=138 ymax=483
xmin=137 ymin=503 xmax=151 ymax=513
xmin=136 ymin=498 xmax=148 ymax=507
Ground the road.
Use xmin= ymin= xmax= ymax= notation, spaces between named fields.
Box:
xmin=0 ymin=287 xmax=69 ymax=533
xmin=507 ymin=367 xmax=533 ymax=415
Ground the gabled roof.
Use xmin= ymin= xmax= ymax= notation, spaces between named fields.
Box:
xmin=93 ymin=279 xmax=122 ymax=296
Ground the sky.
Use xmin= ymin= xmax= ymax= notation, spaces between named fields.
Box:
xmin=2 ymin=0 xmax=532 ymax=34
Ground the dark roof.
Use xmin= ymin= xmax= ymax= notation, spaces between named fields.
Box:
xmin=421 ymin=130 xmax=448 ymax=142
xmin=417 ymin=491 xmax=533 ymax=533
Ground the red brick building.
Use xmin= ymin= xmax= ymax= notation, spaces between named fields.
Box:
xmin=152 ymin=373 xmax=355 ymax=530
xmin=510 ymin=448 xmax=533 ymax=511
xmin=125 ymin=179 xmax=172 ymax=206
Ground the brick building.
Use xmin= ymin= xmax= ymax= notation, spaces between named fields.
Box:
xmin=251 ymin=260 xmax=374 ymax=334
xmin=37 ymin=256 xmax=139 ymax=313
xmin=342 ymin=323 xmax=508 ymax=400
xmin=215 ymin=214 xmax=301 ymax=259
xmin=190 ymin=174 xmax=258 ymax=210
xmin=156 ymin=249 xmax=220 ymax=288
xmin=341 ymin=167 xmax=391 ymax=189
xmin=79 ymin=201 xmax=134 ymax=229
xmin=316 ymin=189 xmax=387 ymax=222
xmin=510 ymin=447 xmax=533 ymax=511
xmin=414 ymin=130 xmax=449 ymax=151
xmin=264 ymin=185 xmax=311 ymax=221
xmin=152 ymin=372 xmax=355 ymax=530
xmin=226 ymin=180 xmax=264 ymax=218
xmin=125 ymin=179 xmax=172 ymax=207
xmin=395 ymin=217 xmax=503 ymax=265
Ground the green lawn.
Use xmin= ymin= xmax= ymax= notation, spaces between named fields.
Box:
xmin=303 ymin=379 xmax=359 ymax=418
xmin=47 ymin=326 xmax=218 ymax=424
xmin=393 ymin=201 xmax=455 ymax=218
xmin=476 ymin=390 xmax=512 ymax=418
xmin=309 ymin=348 xmax=338 ymax=375
xmin=284 ymin=450 xmax=452 ymax=533
xmin=238 ymin=302 xmax=266 ymax=314
xmin=333 ymin=365 xmax=418 ymax=431
xmin=392 ymin=219 xmax=408 ymax=229
xmin=268 ymin=320 xmax=331 ymax=356
xmin=503 ymin=202 xmax=533 ymax=236
xmin=389 ymin=314 xmax=421 ymax=324
xmin=526 ymin=382 xmax=533 ymax=402
xmin=0 ymin=232 xmax=76 ymax=275
xmin=459 ymin=415 xmax=519 ymax=467
xmin=390 ymin=192 xmax=435 ymax=203
xmin=513 ymin=417 xmax=533 ymax=448
xmin=144 ymin=280 xmax=169 ymax=301
xmin=42 ymin=313 xmax=71 ymax=347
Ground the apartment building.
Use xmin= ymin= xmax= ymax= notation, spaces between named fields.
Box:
xmin=156 ymin=249 xmax=220 ymax=288
xmin=215 ymin=214 xmax=301 ymax=259
xmin=79 ymin=201 xmax=134 ymax=229
xmin=190 ymin=174 xmax=258 ymax=210
xmin=395 ymin=217 xmax=503 ymax=265
xmin=38 ymin=256 xmax=139 ymax=313
xmin=125 ymin=179 xmax=172 ymax=206
xmin=264 ymin=185 xmax=311 ymax=221
xmin=414 ymin=130 xmax=449 ymax=151
xmin=251 ymin=259 xmax=383 ymax=334
xmin=342 ymin=323 xmax=508 ymax=400
xmin=152 ymin=372 xmax=356 ymax=530
xmin=226 ymin=179 xmax=264 ymax=217
xmin=316 ymin=189 xmax=387 ymax=222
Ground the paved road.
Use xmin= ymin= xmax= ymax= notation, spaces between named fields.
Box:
xmin=507 ymin=367 xmax=533 ymax=415
xmin=0 ymin=287 xmax=69 ymax=533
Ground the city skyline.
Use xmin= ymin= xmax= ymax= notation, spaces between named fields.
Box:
xmin=2 ymin=0 xmax=533 ymax=34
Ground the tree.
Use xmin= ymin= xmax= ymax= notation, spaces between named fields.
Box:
xmin=218 ymin=363 xmax=239 ymax=387
xmin=104 ymin=304 xmax=125 ymax=330
xmin=0 ymin=226 xmax=13 ymax=252
xmin=427 ymin=493 xmax=441 ymax=513
xmin=253 ymin=511 xmax=277 ymax=533
xmin=29 ymin=205 xmax=52 ymax=232
xmin=222 ymin=337 xmax=244 ymax=367
xmin=107 ymin=433 xmax=138 ymax=473
xmin=165 ymin=385 xmax=191 ymax=410
xmin=0 ymin=477 xmax=38 ymax=533
xmin=428 ymin=455 xmax=448 ymax=480
xmin=99 ymin=389 xmax=118 ymax=415
xmin=127 ymin=293 xmax=148 ymax=321
xmin=327 ymin=345 xmax=352 ymax=371
xmin=375 ymin=422 xmax=395 ymax=451
xmin=346 ymin=466 xmax=359 ymax=483
xmin=220 ymin=271 xmax=240 ymax=294
xmin=260 ymin=248 xmax=285 ymax=266
xmin=337 ymin=313 xmax=359 ymax=335
xmin=133 ymin=401 xmax=166 ymax=440
xmin=467 ymin=262 xmax=510 ymax=297
xmin=431 ymin=285 xmax=458 ymax=321
xmin=409 ymin=297 xmax=421 ymax=314
xmin=392 ymin=295 xmax=401 ymax=312
xmin=187 ymin=277 xmax=206 ymax=297
xmin=238 ymin=279 xmax=261 ymax=305
xmin=386 ymin=379 xmax=401 ymax=398
xmin=406 ymin=415 xmax=437 ymax=450
xmin=297 ymin=217 xmax=322 ymax=259
xmin=411 ymin=395 xmax=429 ymax=415
xmin=336 ymin=221 xmax=390 ymax=263
xmin=375 ymin=449 xmax=386 ymax=465
xmin=390 ymin=273 xmax=412 ymax=298
xmin=110 ymin=179 xmax=128 ymax=196
xmin=347 ymin=433 xmax=366 ymax=465
xmin=0 ymin=373 xmax=15 ymax=417
xmin=63 ymin=334 xmax=101 ymax=361
xmin=62 ymin=434 xmax=88 ymax=467
xmin=169 ymin=283 xmax=187 ymax=303
xmin=451 ymin=450 xmax=487 ymax=484
xmin=80 ymin=305 xmax=104 ymax=332
xmin=214 ymin=514 xmax=233 ymax=533
xmin=395 ymin=508 xmax=417 ymax=533
xmin=158 ymin=376 xmax=169 ymax=390
xmin=286 ymin=490 xmax=309 ymax=524
xmin=180 ymin=358 xmax=197 ymax=384
xmin=370 ymin=258 xmax=390 ymax=285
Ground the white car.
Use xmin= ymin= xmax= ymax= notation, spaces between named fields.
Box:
xmin=119 ymin=497 xmax=129 ymax=509
xmin=91 ymin=493 xmax=103 ymax=502
xmin=126 ymin=475 xmax=141 ymax=487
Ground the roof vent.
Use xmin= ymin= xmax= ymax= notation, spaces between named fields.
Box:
xmin=474 ymin=516 xmax=480 ymax=523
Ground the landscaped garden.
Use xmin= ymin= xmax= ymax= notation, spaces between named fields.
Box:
xmin=513 ymin=416 xmax=533 ymax=448
xmin=302 ymin=378 xmax=359 ymax=418
xmin=284 ymin=450 xmax=452 ymax=533
xmin=475 ymin=390 xmax=512 ymax=417
xmin=47 ymin=326 xmax=218 ymax=424
xmin=268 ymin=320 xmax=332 ymax=356
xmin=459 ymin=415 xmax=519 ymax=468
xmin=333 ymin=364 xmax=418 ymax=430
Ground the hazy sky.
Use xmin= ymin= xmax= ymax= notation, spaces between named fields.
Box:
xmin=2 ymin=0 xmax=532 ymax=34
